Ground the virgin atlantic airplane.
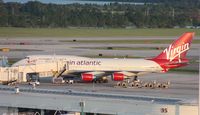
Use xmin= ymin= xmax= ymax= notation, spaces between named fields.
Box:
xmin=12 ymin=32 xmax=194 ymax=88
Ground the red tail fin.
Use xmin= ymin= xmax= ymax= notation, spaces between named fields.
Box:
xmin=152 ymin=32 xmax=194 ymax=71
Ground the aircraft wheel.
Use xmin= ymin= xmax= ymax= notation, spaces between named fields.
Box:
xmin=117 ymin=82 xmax=121 ymax=86
xmin=130 ymin=82 xmax=135 ymax=87
xmin=148 ymin=83 xmax=154 ymax=88
xmin=134 ymin=83 xmax=139 ymax=87
xmin=156 ymin=83 xmax=161 ymax=88
xmin=122 ymin=82 xmax=127 ymax=88
xmin=143 ymin=82 xmax=149 ymax=88
xmin=161 ymin=84 xmax=168 ymax=88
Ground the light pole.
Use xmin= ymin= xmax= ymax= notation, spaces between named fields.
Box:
xmin=79 ymin=101 xmax=85 ymax=115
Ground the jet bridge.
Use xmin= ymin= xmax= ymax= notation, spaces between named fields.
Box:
xmin=0 ymin=61 xmax=67 ymax=83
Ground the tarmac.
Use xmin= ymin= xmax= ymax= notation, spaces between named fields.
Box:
xmin=0 ymin=37 xmax=199 ymax=58
xmin=20 ymin=72 xmax=197 ymax=105
xmin=0 ymin=36 xmax=198 ymax=112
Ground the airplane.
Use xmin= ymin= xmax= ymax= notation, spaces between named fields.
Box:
xmin=12 ymin=32 xmax=194 ymax=88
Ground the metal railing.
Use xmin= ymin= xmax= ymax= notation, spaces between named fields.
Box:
xmin=0 ymin=85 xmax=182 ymax=105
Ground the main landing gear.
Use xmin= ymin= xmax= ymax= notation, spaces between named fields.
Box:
xmin=116 ymin=76 xmax=170 ymax=89
xmin=93 ymin=77 xmax=108 ymax=83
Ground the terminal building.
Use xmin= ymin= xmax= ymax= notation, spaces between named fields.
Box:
xmin=0 ymin=85 xmax=198 ymax=115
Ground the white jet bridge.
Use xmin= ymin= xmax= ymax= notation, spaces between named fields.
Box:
xmin=0 ymin=61 xmax=67 ymax=83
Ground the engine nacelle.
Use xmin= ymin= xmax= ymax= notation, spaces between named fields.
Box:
xmin=112 ymin=73 xmax=125 ymax=81
xmin=81 ymin=73 xmax=95 ymax=82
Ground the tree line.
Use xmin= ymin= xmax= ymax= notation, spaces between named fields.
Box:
xmin=0 ymin=0 xmax=199 ymax=28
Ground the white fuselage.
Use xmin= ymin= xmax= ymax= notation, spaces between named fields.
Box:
xmin=12 ymin=55 xmax=163 ymax=73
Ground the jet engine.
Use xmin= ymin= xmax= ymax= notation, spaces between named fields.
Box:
xmin=81 ymin=73 xmax=95 ymax=82
xmin=112 ymin=73 xmax=125 ymax=81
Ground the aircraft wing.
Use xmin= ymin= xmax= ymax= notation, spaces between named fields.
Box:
xmin=61 ymin=70 xmax=155 ymax=82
